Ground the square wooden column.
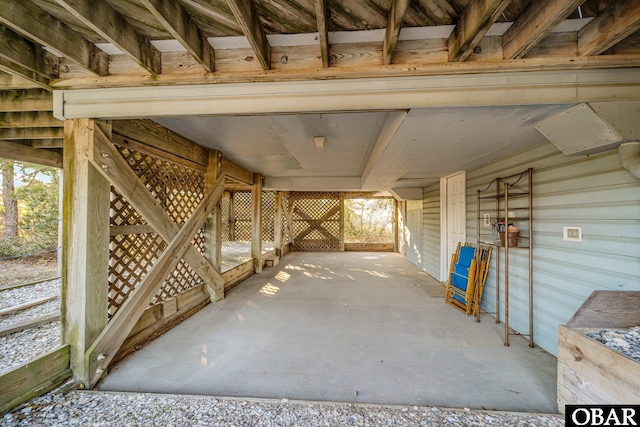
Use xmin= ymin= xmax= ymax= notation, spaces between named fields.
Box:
xmin=61 ymin=119 xmax=110 ymax=385
xmin=251 ymin=173 xmax=262 ymax=273
xmin=204 ymin=150 xmax=224 ymax=301
xmin=273 ymin=192 xmax=284 ymax=256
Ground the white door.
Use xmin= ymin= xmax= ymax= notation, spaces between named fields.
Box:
xmin=440 ymin=171 xmax=466 ymax=280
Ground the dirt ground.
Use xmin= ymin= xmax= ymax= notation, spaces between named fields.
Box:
xmin=0 ymin=253 xmax=58 ymax=290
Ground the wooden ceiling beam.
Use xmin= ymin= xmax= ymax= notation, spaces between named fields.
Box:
xmin=383 ymin=0 xmax=412 ymax=65
xmin=112 ymin=119 xmax=208 ymax=167
xmin=0 ymin=0 xmax=108 ymax=76
xmin=578 ymin=0 xmax=640 ymax=56
xmin=0 ymin=58 xmax=51 ymax=91
xmin=30 ymin=139 xmax=64 ymax=149
xmin=503 ymin=0 xmax=586 ymax=59
xmin=314 ymin=0 xmax=330 ymax=68
xmin=0 ymin=72 xmax=41 ymax=90
xmin=0 ymin=89 xmax=53 ymax=112
xmin=0 ymin=140 xmax=62 ymax=168
xmin=140 ymin=0 xmax=214 ymax=72
xmin=54 ymin=0 xmax=161 ymax=75
xmin=0 ymin=25 xmax=59 ymax=80
xmin=226 ymin=0 xmax=271 ymax=70
xmin=0 ymin=127 xmax=64 ymax=140
xmin=448 ymin=0 xmax=513 ymax=62
xmin=0 ymin=112 xmax=62 ymax=128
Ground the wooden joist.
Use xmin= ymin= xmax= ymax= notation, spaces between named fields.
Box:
xmin=0 ymin=111 xmax=62 ymax=128
xmin=31 ymin=139 xmax=64 ymax=149
xmin=112 ymin=119 xmax=208 ymax=168
xmin=85 ymin=150 xmax=225 ymax=387
xmin=0 ymin=140 xmax=62 ymax=168
xmin=0 ymin=127 xmax=64 ymax=140
xmin=578 ymin=0 xmax=640 ymax=56
xmin=0 ymin=72 xmax=41 ymax=90
xmin=502 ymin=0 xmax=586 ymax=59
xmin=222 ymin=157 xmax=254 ymax=185
xmin=448 ymin=0 xmax=514 ymax=62
xmin=140 ymin=0 xmax=214 ymax=72
xmin=0 ymin=57 xmax=51 ymax=91
xmin=226 ymin=0 xmax=271 ymax=70
xmin=0 ymin=0 xmax=108 ymax=76
xmin=0 ymin=25 xmax=59 ymax=79
xmin=54 ymin=0 xmax=161 ymax=75
xmin=383 ymin=0 xmax=412 ymax=65
xmin=314 ymin=0 xmax=330 ymax=67
xmin=0 ymin=89 xmax=53 ymax=112
xmin=89 ymin=128 xmax=225 ymax=298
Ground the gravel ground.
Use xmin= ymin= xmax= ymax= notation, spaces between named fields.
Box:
xmin=3 ymin=390 xmax=565 ymax=427
xmin=0 ymin=279 xmax=61 ymax=375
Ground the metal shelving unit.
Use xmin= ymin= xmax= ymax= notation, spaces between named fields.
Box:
xmin=476 ymin=168 xmax=533 ymax=347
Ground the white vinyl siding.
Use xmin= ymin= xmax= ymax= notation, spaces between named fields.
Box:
xmin=465 ymin=141 xmax=640 ymax=356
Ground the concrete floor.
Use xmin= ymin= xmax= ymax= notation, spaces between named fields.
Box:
xmin=99 ymin=252 xmax=558 ymax=413
xmin=221 ymin=241 xmax=274 ymax=272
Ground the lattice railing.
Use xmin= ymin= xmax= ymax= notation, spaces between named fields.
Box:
xmin=232 ymin=191 xmax=252 ymax=241
xmin=290 ymin=192 xmax=343 ymax=252
xmin=108 ymin=146 xmax=205 ymax=319
xmin=262 ymin=191 xmax=275 ymax=242
xmin=221 ymin=193 xmax=231 ymax=242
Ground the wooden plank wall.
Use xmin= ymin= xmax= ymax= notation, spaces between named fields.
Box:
xmin=464 ymin=141 xmax=640 ymax=355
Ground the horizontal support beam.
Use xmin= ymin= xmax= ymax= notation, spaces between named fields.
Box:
xmin=0 ymin=111 xmax=62 ymax=128
xmin=30 ymin=139 xmax=63 ymax=149
xmin=0 ymin=89 xmax=53 ymax=112
xmin=0 ymin=139 xmax=62 ymax=167
xmin=222 ymin=157 xmax=254 ymax=185
xmin=263 ymin=176 xmax=363 ymax=191
xmin=54 ymin=68 xmax=640 ymax=119
xmin=112 ymin=119 xmax=208 ymax=167
xmin=0 ymin=72 xmax=42 ymax=89
xmin=0 ymin=127 xmax=63 ymax=140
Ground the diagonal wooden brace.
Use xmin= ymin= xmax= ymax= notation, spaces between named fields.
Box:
xmin=293 ymin=204 xmax=341 ymax=243
xmin=85 ymin=152 xmax=225 ymax=388
xmin=89 ymin=127 xmax=225 ymax=298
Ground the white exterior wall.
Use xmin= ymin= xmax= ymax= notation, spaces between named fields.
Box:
xmin=405 ymin=200 xmax=423 ymax=269
xmin=422 ymin=184 xmax=441 ymax=279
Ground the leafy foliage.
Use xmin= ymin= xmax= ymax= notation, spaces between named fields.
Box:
xmin=0 ymin=161 xmax=59 ymax=258
xmin=344 ymin=198 xmax=393 ymax=243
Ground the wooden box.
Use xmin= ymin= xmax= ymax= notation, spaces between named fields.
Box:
xmin=557 ymin=291 xmax=640 ymax=413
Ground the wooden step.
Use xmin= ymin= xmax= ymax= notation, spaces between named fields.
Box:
xmin=265 ymin=256 xmax=280 ymax=267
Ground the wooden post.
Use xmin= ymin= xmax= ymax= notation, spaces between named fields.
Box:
xmin=393 ymin=199 xmax=399 ymax=253
xmin=204 ymin=149 xmax=223 ymax=302
xmin=274 ymin=192 xmax=283 ymax=256
xmin=251 ymin=173 xmax=262 ymax=273
xmin=229 ymin=192 xmax=235 ymax=241
xmin=61 ymin=119 xmax=110 ymax=385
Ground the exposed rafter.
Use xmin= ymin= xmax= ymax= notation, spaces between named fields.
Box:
xmin=578 ymin=0 xmax=640 ymax=56
xmin=383 ymin=0 xmax=412 ymax=65
xmin=0 ymin=111 xmax=62 ymax=128
xmin=140 ymin=0 xmax=214 ymax=72
xmin=0 ymin=72 xmax=41 ymax=89
xmin=0 ymin=89 xmax=52 ymax=112
xmin=0 ymin=127 xmax=64 ymax=140
xmin=226 ymin=0 xmax=272 ymax=70
xmin=0 ymin=25 xmax=58 ymax=80
xmin=54 ymin=0 xmax=161 ymax=75
xmin=503 ymin=0 xmax=586 ymax=59
xmin=448 ymin=0 xmax=514 ymax=62
xmin=0 ymin=0 xmax=108 ymax=76
xmin=0 ymin=58 xmax=51 ymax=91
xmin=0 ymin=140 xmax=62 ymax=168
xmin=314 ymin=0 xmax=330 ymax=67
